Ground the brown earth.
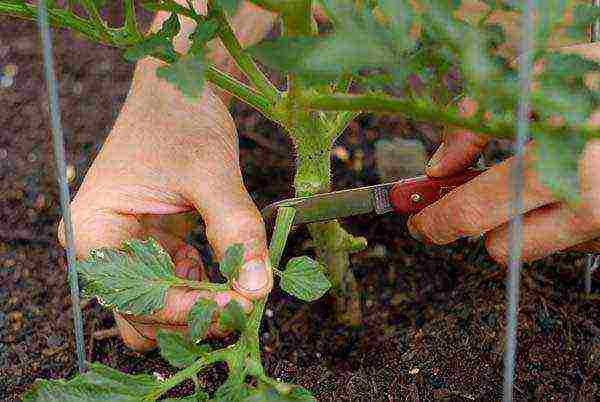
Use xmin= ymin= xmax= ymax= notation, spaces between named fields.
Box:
xmin=1 ymin=5 xmax=599 ymax=402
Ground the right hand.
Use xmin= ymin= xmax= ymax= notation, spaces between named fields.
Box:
xmin=59 ymin=57 xmax=272 ymax=352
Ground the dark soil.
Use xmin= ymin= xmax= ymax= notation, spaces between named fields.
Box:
xmin=1 ymin=7 xmax=600 ymax=402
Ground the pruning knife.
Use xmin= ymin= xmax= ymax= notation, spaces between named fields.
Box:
xmin=261 ymin=169 xmax=485 ymax=226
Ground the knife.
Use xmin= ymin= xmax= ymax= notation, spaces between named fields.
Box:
xmin=261 ymin=168 xmax=485 ymax=226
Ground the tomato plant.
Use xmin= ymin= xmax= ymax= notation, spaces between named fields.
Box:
xmin=2 ymin=0 xmax=598 ymax=400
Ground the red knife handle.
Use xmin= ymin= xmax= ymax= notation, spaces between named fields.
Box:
xmin=390 ymin=169 xmax=486 ymax=215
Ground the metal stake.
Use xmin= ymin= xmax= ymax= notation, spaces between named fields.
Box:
xmin=502 ymin=1 xmax=534 ymax=400
xmin=37 ymin=0 xmax=86 ymax=373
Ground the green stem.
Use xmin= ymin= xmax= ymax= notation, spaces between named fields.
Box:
xmin=80 ymin=0 xmax=110 ymax=40
xmin=206 ymin=66 xmax=279 ymax=121
xmin=175 ymin=278 xmax=230 ymax=292
xmin=268 ymin=206 xmax=297 ymax=269
xmin=209 ymin=0 xmax=280 ymax=102
xmin=244 ymin=0 xmax=283 ymax=12
xmin=0 ymin=1 xmax=106 ymax=43
xmin=145 ymin=350 xmax=227 ymax=400
xmin=123 ymin=0 xmax=141 ymax=39
xmin=298 ymin=92 xmax=599 ymax=140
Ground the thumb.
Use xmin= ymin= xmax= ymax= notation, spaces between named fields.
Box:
xmin=426 ymin=98 xmax=489 ymax=178
xmin=188 ymin=177 xmax=273 ymax=301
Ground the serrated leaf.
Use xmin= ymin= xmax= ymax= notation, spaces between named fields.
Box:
xmin=124 ymin=34 xmax=177 ymax=62
xmin=219 ymin=243 xmax=245 ymax=280
xmin=159 ymin=13 xmax=181 ymax=38
xmin=156 ymin=329 xmax=210 ymax=368
xmin=156 ymin=52 xmax=206 ymax=99
xmin=188 ymin=298 xmax=218 ymax=342
xmin=214 ymin=371 xmax=250 ymax=402
xmin=280 ymin=257 xmax=331 ymax=302
xmin=77 ymin=238 xmax=178 ymax=316
xmin=218 ymin=0 xmax=241 ymax=15
xmin=533 ymin=130 xmax=586 ymax=204
xmin=23 ymin=363 xmax=158 ymax=401
xmin=218 ymin=299 xmax=247 ymax=333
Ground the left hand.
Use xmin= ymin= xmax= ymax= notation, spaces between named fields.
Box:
xmin=407 ymin=43 xmax=600 ymax=264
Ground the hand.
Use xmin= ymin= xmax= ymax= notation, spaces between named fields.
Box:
xmin=58 ymin=57 xmax=272 ymax=351
xmin=408 ymin=43 xmax=600 ymax=264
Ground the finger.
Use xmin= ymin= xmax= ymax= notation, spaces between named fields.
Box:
xmin=426 ymin=98 xmax=489 ymax=178
xmin=484 ymin=203 xmax=600 ymax=265
xmin=568 ymin=239 xmax=600 ymax=254
xmin=187 ymin=174 xmax=272 ymax=301
xmin=115 ymin=289 xmax=252 ymax=351
xmin=408 ymin=144 xmax=556 ymax=245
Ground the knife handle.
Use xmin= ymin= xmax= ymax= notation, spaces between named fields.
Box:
xmin=389 ymin=169 xmax=486 ymax=215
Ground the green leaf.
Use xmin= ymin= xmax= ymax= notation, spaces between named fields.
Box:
xmin=23 ymin=363 xmax=158 ymax=401
xmin=214 ymin=371 xmax=251 ymax=402
xmin=218 ymin=299 xmax=247 ymax=333
xmin=378 ymin=0 xmax=415 ymax=51
xmin=188 ymin=298 xmax=218 ymax=342
xmin=156 ymin=52 xmax=206 ymax=99
xmin=159 ymin=12 xmax=181 ymax=38
xmin=124 ymin=34 xmax=177 ymax=62
xmin=533 ymin=130 xmax=586 ymax=204
xmin=219 ymin=243 xmax=245 ymax=280
xmin=77 ymin=238 xmax=178 ymax=316
xmin=219 ymin=0 xmax=241 ymax=15
xmin=156 ymin=329 xmax=210 ymax=368
xmin=280 ymin=257 xmax=331 ymax=302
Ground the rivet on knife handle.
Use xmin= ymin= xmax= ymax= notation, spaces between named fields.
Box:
xmin=390 ymin=169 xmax=486 ymax=215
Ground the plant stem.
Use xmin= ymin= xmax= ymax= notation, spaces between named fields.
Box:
xmin=291 ymin=123 xmax=365 ymax=325
xmin=80 ymin=0 xmax=110 ymax=40
xmin=268 ymin=206 xmax=297 ymax=269
xmin=298 ymin=92 xmax=599 ymax=140
xmin=206 ymin=66 xmax=278 ymax=120
xmin=176 ymin=278 xmax=230 ymax=292
xmin=123 ymin=0 xmax=141 ymax=39
xmin=209 ymin=0 xmax=280 ymax=102
xmin=145 ymin=350 xmax=227 ymax=400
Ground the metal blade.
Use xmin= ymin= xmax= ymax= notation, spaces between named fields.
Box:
xmin=261 ymin=182 xmax=397 ymax=225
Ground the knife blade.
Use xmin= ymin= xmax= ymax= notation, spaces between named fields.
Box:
xmin=261 ymin=169 xmax=486 ymax=226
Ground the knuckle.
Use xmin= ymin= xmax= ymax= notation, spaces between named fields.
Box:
xmin=485 ymin=233 xmax=509 ymax=265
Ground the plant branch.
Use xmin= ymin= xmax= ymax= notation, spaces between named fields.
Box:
xmin=145 ymin=350 xmax=227 ymax=400
xmin=244 ymin=0 xmax=282 ymax=12
xmin=298 ymin=93 xmax=600 ymax=140
xmin=209 ymin=0 xmax=280 ymax=102
xmin=123 ymin=0 xmax=141 ymax=39
xmin=268 ymin=207 xmax=297 ymax=270
xmin=80 ymin=0 xmax=110 ymax=40
xmin=175 ymin=278 xmax=230 ymax=292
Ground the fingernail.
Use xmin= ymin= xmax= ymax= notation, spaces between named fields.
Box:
xmin=187 ymin=267 xmax=200 ymax=281
xmin=175 ymin=261 xmax=191 ymax=279
xmin=426 ymin=143 xmax=445 ymax=170
xmin=407 ymin=218 xmax=425 ymax=243
xmin=237 ymin=259 xmax=269 ymax=292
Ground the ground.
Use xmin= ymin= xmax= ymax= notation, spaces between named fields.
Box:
xmin=1 ymin=6 xmax=600 ymax=402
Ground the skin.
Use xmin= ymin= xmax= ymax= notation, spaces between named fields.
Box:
xmin=59 ymin=1 xmax=597 ymax=350
xmin=58 ymin=1 xmax=277 ymax=351
xmin=409 ymin=43 xmax=600 ymax=264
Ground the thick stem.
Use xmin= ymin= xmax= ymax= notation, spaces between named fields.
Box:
xmin=291 ymin=125 xmax=365 ymax=325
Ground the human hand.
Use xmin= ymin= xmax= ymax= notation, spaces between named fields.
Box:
xmin=408 ymin=43 xmax=600 ymax=264
xmin=58 ymin=57 xmax=272 ymax=351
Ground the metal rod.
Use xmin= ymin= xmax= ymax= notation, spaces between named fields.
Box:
xmin=37 ymin=0 xmax=86 ymax=373
xmin=502 ymin=1 xmax=534 ymax=400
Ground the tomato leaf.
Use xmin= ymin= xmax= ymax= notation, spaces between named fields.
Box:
xmin=124 ymin=34 xmax=177 ymax=62
xmin=219 ymin=299 xmax=247 ymax=333
xmin=280 ymin=257 xmax=331 ymax=302
xmin=77 ymin=238 xmax=178 ymax=316
xmin=23 ymin=363 xmax=158 ymax=401
xmin=533 ymin=130 xmax=587 ymax=204
xmin=162 ymin=393 xmax=210 ymax=401
xmin=188 ymin=298 xmax=219 ymax=342
xmin=219 ymin=243 xmax=245 ymax=280
xmin=156 ymin=329 xmax=210 ymax=368
xmin=156 ymin=52 xmax=206 ymax=99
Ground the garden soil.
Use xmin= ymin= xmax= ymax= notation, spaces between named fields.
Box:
xmin=1 ymin=8 xmax=599 ymax=402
